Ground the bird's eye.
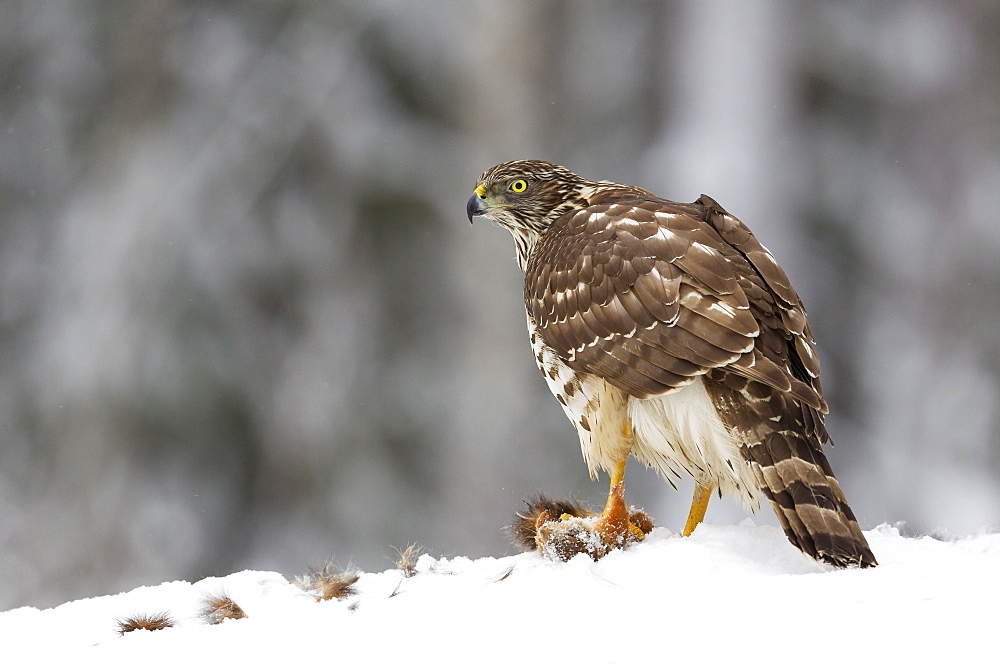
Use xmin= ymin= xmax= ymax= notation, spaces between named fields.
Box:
xmin=508 ymin=179 xmax=528 ymax=193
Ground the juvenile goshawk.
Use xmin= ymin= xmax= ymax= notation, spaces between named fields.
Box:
xmin=467 ymin=159 xmax=876 ymax=568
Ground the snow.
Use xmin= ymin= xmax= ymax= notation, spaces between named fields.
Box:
xmin=2 ymin=522 xmax=997 ymax=665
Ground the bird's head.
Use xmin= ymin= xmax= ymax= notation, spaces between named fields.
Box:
xmin=466 ymin=160 xmax=593 ymax=234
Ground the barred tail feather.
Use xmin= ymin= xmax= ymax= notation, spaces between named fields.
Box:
xmin=745 ymin=432 xmax=876 ymax=568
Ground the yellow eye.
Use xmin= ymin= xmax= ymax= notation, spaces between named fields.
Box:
xmin=508 ymin=179 xmax=528 ymax=193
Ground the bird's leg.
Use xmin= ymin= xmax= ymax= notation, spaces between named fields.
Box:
xmin=682 ymin=483 xmax=713 ymax=536
xmin=604 ymin=458 xmax=627 ymax=511
xmin=586 ymin=458 xmax=647 ymax=545
xmin=592 ymin=459 xmax=631 ymax=542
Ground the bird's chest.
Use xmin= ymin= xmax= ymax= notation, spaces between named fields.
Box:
xmin=527 ymin=314 xmax=632 ymax=477
xmin=526 ymin=314 xmax=759 ymax=506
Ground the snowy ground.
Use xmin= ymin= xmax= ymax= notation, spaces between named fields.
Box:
xmin=2 ymin=522 xmax=997 ymax=665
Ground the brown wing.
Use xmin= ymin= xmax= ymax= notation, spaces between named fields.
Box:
xmin=525 ymin=193 xmax=826 ymax=414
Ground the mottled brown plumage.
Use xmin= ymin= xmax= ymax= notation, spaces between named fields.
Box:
xmin=468 ymin=160 xmax=875 ymax=568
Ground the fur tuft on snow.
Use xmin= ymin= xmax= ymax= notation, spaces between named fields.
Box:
xmin=295 ymin=564 xmax=360 ymax=602
xmin=390 ymin=544 xmax=424 ymax=578
xmin=116 ymin=611 xmax=175 ymax=635
xmin=199 ymin=593 xmax=247 ymax=625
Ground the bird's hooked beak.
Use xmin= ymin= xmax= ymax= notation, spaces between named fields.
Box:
xmin=466 ymin=183 xmax=489 ymax=223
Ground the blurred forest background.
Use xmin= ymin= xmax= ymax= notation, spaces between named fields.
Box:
xmin=1 ymin=0 xmax=998 ymax=610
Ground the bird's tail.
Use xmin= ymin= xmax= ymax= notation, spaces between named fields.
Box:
xmin=744 ymin=432 xmax=877 ymax=568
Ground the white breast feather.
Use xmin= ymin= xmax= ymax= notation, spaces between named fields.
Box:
xmin=628 ymin=380 xmax=761 ymax=510
xmin=527 ymin=314 xmax=630 ymax=477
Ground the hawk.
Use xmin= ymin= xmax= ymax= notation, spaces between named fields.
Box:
xmin=467 ymin=160 xmax=876 ymax=568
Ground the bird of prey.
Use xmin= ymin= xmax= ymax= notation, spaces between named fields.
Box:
xmin=467 ymin=160 xmax=876 ymax=568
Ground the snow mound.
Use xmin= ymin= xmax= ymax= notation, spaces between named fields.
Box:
xmin=2 ymin=523 xmax=997 ymax=664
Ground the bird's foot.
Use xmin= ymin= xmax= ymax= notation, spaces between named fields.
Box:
xmin=512 ymin=483 xmax=653 ymax=561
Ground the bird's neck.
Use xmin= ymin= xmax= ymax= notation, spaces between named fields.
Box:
xmin=509 ymin=227 xmax=540 ymax=272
